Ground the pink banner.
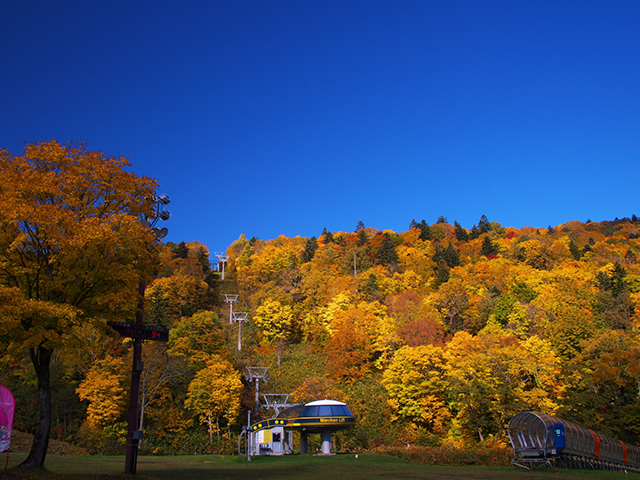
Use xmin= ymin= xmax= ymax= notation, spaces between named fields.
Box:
xmin=0 ymin=385 xmax=14 ymax=453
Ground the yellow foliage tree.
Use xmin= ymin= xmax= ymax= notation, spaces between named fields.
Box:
xmin=145 ymin=272 xmax=209 ymax=326
xmin=253 ymin=298 xmax=295 ymax=344
xmin=76 ymin=356 xmax=128 ymax=430
xmin=184 ymin=357 xmax=243 ymax=443
xmin=382 ymin=345 xmax=451 ymax=434
xmin=445 ymin=330 xmax=561 ymax=442
xmin=167 ymin=310 xmax=228 ymax=369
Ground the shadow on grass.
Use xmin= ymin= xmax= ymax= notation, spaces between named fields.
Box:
xmin=3 ymin=453 xmax=640 ymax=480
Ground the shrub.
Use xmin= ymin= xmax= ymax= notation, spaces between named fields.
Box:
xmin=371 ymin=444 xmax=512 ymax=467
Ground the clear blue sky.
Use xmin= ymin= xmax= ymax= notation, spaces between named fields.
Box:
xmin=2 ymin=1 xmax=639 ymax=253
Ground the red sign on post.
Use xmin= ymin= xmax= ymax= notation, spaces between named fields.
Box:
xmin=108 ymin=322 xmax=169 ymax=342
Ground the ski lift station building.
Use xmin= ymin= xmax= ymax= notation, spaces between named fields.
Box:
xmin=247 ymin=399 xmax=356 ymax=456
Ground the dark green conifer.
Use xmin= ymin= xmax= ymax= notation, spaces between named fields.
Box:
xmin=444 ymin=243 xmax=461 ymax=267
xmin=433 ymin=260 xmax=450 ymax=287
xmin=454 ymin=221 xmax=469 ymax=242
xmin=470 ymin=215 xmax=491 ymax=239
xmin=481 ymin=235 xmax=499 ymax=257
xmin=172 ymin=241 xmax=189 ymax=259
xmin=477 ymin=215 xmax=491 ymax=234
xmin=302 ymin=236 xmax=318 ymax=263
xmin=195 ymin=247 xmax=210 ymax=273
xmin=377 ymin=232 xmax=398 ymax=265
xmin=322 ymin=227 xmax=334 ymax=243
xmin=418 ymin=220 xmax=431 ymax=241
xmin=356 ymin=228 xmax=368 ymax=247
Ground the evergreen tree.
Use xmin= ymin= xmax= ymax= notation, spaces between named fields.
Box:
xmin=377 ymin=232 xmax=398 ymax=265
xmin=433 ymin=243 xmax=461 ymax=269
xmin=480 ymin=235 xmax=499 ymax=257
xmin=436 ymin=215 xmax=448 ymax=224
xmin=418 ymin=220 xmax=431 ymax=241
xmin=454 ymin=221 xmax=469 ymax=242
xmin=302 ymin=236 xmax=318 ymax=263
xmin=470 ymin=215 xmax=491 ymax=239
xmin=356 ymin=228 xmax=368 ymax=247
xmin=477 ymin=214 xmax=491 ymax=234
xmin=409 ymin=219 xmax=419 ymax=230
xmin=595 ymin=262 xmax=628 ymax=298
xmin=322 ymin=227 xmax=334 ymax=244
xmin=172 ymin=241 xmax=189 ymax=259
xmin=355 ymin=220 xmax=365 ymax=232
xmin=195 ymin=247 xmax=210 ymax=273
xmin=433 ymin=260 xmax=450 ymax=288
xmin=594 ymin=262 xmax=635 ymax=329
xmin=444 ymin=243 xmax=461 ymax=267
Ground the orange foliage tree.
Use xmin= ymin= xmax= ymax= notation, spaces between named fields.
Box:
xmin=0 ymin=140 xmax=158 ymax=467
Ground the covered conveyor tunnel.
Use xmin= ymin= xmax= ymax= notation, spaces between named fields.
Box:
xmin=509 ymin=411 xmax=640 ymax=471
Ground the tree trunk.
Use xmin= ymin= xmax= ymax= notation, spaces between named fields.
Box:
xmin=19 ymin=346 xmax=53 ymax=468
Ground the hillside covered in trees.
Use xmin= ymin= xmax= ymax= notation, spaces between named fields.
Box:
xmin=3 ymin=215 xmax=640 ymax=455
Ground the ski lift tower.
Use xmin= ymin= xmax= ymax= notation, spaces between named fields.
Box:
xmin=246 ymin=367 xmax=269 ymax=418
xmin=262 ymin=394 xmax=295 ymax=417
xmin=215 ymin=252 xmax=229 ymax=280
xmin=224 ymin=294 xmax=239 ymax=324
xmin=231 ymin=311 xmax=249 ymax=351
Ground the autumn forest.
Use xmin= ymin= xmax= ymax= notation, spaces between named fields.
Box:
xmin=8 ymin=215 xmax=640 ymax=454
xmin=2 ymin=142 xmax=640 ymax=459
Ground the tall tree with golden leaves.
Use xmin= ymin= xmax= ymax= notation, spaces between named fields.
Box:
xmin=0 ymin=140 xmax=158 ymax=467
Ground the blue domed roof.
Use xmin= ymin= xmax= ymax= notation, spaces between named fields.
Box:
xmin=300 ymin=399 xmax=352 ymax=418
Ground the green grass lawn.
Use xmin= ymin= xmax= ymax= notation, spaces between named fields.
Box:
xmin=3 ymin=452 xmax=640 ymax=480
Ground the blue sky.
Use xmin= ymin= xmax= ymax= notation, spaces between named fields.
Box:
xmin=2 ymin=1 xmax=639 ymax=253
